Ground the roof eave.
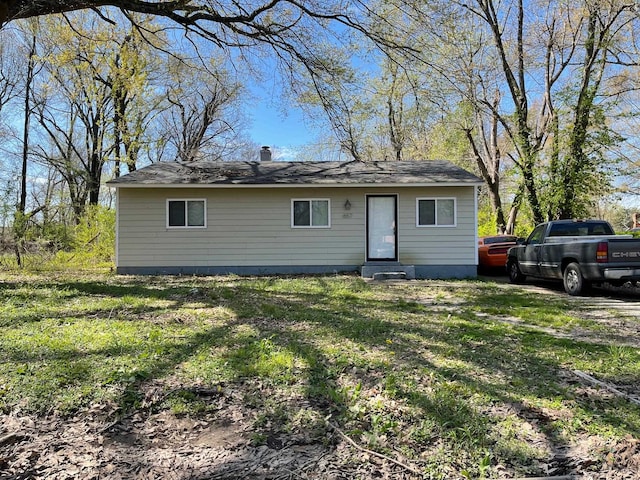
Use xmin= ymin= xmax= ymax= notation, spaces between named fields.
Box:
xmin=107 ymin=181 xmax=484 ymax=189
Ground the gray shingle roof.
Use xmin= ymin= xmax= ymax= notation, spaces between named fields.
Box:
xmin=107 ymin=160 xmax=482 ymax=187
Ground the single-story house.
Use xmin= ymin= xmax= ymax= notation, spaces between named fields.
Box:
xmin=107 ymin=153 xmax=483 ymax=279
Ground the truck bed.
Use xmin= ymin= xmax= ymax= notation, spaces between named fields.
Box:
xmin=543 ymin=234 xmax=633 ymax=244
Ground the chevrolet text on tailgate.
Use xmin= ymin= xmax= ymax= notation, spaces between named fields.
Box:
xmin=506 ymin=219 xmax=640 ymax=296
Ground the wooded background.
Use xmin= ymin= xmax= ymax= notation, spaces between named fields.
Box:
xmin=1 ymin=0 xmax=640 ymax=266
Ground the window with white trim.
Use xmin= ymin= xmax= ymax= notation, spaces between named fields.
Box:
xmin=416 ymin=198 xmax=456 ymax=227
xmin=167 ymin=199 xmax=206 ymax=228
xmin=291 ymin=199 xmax=330 ymax=228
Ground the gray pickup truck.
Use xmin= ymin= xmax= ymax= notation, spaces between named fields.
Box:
xmin=506 ymin=219 xmax=640 ymax=295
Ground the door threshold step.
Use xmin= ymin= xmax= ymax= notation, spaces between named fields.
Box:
xmin=372 ymin=271 xmax=407 ymax=281
xmin=361 ymin=264 xmax=415 ymax=280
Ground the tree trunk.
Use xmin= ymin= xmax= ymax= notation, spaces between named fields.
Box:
xmin=521 ymin=158 xmax=543 ymax=224
xmin=504 ymin=183 xmax=524 ymax=235
xmin=463 ymin=123 xmax=506 ymax=234
xmin=487 ymin=185 xmax=506 ymax=234
xmin=15 ymin=32 xmax=37 ymax=267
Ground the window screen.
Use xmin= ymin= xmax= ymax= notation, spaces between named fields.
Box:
xmin=168 ymin=200 xmax=205 ymax=227
xmin=417 ymin=198 xmax=455 ymax=226
xmin=292 ymin=199 xmax=330 ymax=227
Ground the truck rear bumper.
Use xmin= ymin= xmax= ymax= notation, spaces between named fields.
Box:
xmin=603 ymin=268 xmax=640 ymax=280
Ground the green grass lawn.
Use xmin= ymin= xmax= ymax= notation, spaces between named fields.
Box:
xmin=0 ymin=272 xmax=638 ymax=478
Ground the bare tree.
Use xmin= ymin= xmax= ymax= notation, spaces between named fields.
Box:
xmin=160 ymin=61 xmax=244 ymax=163
xmin=1 ymin=1 xmax=408 ymax=67
xmin=287 ymin=43 xmax=373 ymax=162
xmin=1 ymin=1 xmax=415 ymax=165
xmin=0 ymin=28 xmax=18 ymax=114
xmin=18 ymin=26 xmax=36 ymax=216
xmin=11 ymin=20 xmax=47 ymax=266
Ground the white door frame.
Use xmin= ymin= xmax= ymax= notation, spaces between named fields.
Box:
xmin=366 ymin=194 xmax=398 ymax=262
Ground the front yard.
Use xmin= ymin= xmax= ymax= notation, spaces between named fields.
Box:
xmin=0 ymin=272 xmax=639 ymax=479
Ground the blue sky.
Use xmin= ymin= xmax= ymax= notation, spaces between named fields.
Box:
xmin=245 ymin=79 xmax=317 ymax=161
xmin=248 ymin=100 xmax=312 ymax=152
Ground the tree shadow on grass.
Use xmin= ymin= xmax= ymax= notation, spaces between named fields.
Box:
xmin=207 ymin=279 xmax=640 ymax=476
xmin=2 ymin=275 xmax=639 ymax=478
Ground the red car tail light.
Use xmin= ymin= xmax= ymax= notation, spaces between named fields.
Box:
xmin=596 ymin=242 xmax=608 ymax=263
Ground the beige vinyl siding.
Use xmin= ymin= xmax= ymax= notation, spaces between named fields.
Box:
xmin=116 ymin=186 xmax=476 ymax=268
xmin=397 ymin=187 xmax=476 ymax=265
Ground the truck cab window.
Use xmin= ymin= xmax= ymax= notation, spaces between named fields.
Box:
xmin=527 ymin=225 xmax=546 ymax=245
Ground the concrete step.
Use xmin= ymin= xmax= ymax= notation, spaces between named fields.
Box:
xmin=372 ymin=271 xmax=407 ymax=281
xmin=361 ymin=264 xmax=415 ymax=280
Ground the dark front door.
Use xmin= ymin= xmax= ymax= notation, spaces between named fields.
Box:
xmin=366 ymin=195 xmax=398 ymax=261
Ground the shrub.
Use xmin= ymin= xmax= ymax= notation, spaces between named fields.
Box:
xmin=2 ymin=206 xmax=116 ymax=271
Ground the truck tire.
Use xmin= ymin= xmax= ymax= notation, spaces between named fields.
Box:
xmin=507 ymin=259 xmax=526 ymax=284
xmin=563 ymin=262 xmax=591 ymax=296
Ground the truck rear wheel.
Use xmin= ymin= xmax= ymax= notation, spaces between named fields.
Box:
xmin=507 ymin=260 xmax=526 ymax=284
xmin=563 ymin=262 xmax=591 ymax=296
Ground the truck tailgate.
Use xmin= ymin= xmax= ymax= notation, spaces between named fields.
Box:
xmin=607 ymin=238 xmax=640 ymax=263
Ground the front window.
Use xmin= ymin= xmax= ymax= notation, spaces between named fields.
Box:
xmin=292 ymin=199 xmax=330 ymax=228
xmin=167 ymin=199 xmax=206 ymax=228
xmin=416 ymin=198 xmax=456 ymax=227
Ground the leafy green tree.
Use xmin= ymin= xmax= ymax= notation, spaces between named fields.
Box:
xmin=393 ymin=0 xmax=639 ymax=231
xmin=107 ymin=26 xmax=160 ymax=176
xmin=32 ymin=14 xmax=116 ymax=216
xmin=365 ymin=56 xmax=436 ymax=162
xmin=544 ymin=2 xmax=632 ymax=219
xmin=28 ymin=13 xmax=166 ymax=219
xmin=362 ymin=4 xmax=435 ymax=163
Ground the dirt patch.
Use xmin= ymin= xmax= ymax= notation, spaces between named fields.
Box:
xmin=0 ymin=410 xmax=327 ymax=479
xmin=2 ymin=405 xmax=639 ymax=479
xmin=0 ymin=383 xmax=424 ymax=480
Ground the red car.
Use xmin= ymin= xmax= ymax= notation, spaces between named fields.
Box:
xmin=478 ymin=235 xmax=519 ymax=270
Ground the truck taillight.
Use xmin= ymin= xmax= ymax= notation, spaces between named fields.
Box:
xmin=596 ymin=242 xmax=608 ymax=263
